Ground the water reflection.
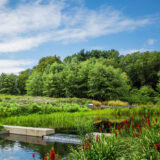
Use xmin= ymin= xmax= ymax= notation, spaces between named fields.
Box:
xmin=0 ymin=134 xmax=77 ymax=160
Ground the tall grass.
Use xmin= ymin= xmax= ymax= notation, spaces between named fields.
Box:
xmin=0 ymin=112 xmax=94 ymax=131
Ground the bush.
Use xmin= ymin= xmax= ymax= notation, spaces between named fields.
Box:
xmin=103 ymin=100 xmax=129 ymax=106
xmin=92 ymin=100 xmax=102 ymax=107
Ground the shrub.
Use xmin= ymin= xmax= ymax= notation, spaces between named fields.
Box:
xmin=92 ymin=100 xmax=102 ymax=107
xmin=104 ymin=100 xmax=129 ymax=106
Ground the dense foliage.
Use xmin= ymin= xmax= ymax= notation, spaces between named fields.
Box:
xmin=0 ymin=49 xmax=160 ymax=104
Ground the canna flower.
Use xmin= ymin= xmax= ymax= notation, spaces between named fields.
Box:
xmin=44 ymin=155 xmax=47 ymax=160
xmin=82 ymin=144 xmax=85 ymax=150
xmin=155 ymin=118 xmax=158 ymax=123
xmin=123 ymin=120 xmax=127 ymax=125
xmin=133 ymin=133 xmax=139 ymax=138
xmin=117 ymin=125 xmax=120 ymax=130
xmin=32 ymin=153 xmax=35 ymax=159
xmin=132 ymin=124 xmax=134 ymax=128
xmin=127 ymin=124 xmax=130 ymax=128
xmin=155 ymin=144 xmax=160 ymax=152
xmin=115 ymin=132 xmax=117 ymax=137
xmin=108 ymin=123 xmax=111 ymax=127
xmin=137 ymin=124 xmax=141 ymax=128
xmin=131 ymin=117 xmax=133 ymax=121
xmin=49 ymin=149 xmax=56 ymax=160
xmin=113 ymin=129 xmax=115 ymax=133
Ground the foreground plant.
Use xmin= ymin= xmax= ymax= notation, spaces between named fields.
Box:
xmin=71 ymin=117 xmax=160 ymax=160
xmin=32 ymin=147 xmax=69 ymax=160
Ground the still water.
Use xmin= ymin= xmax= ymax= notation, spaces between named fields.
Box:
xmin=0 ymin=134 xmax=78 ymax=160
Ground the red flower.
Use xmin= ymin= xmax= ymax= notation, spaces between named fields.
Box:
xmin=123 ymin=120 xmax=127 ymax=125
xmin=147 ymin=119 xmax=151 ymax=126
xmin=132 ymin=124 xmax=134 ymax=128
xmin=137 ymin=124 xmax=141 ymax=128
xmin=113 ymin=129 xmax=115 ymax=133
xmin=127 ymin=124 xmax=130 ymax=128
xmin=131 ymin=117 xmax=133 ymax=121
xmin=108 ymin=123 xmax=111 ymax=127
xmin=49 ymin=150 xmax=56 ymax=160
xmin=155 ymin=144 xmax=160 ymax=152
xmin=133 ymin=133 xmax=139 ymax=137
xmin=155 ymin=118 xmax=158 ymax=123
xmin=117 ymin=125 xmax=120 ymax=130
xmin=115 ymin=132 xmax=117 ymax=137
xmin=44 ymin=155 xmax=47 ymax=160
xmin=32 ymin=153 xmax=35 ymax=158
xmin=82 ymin=144 xmax=85 ymax=150
xmin=119 ymin=131 xmax=121 ymax=135
xmin=141 ymin=118 xmax=144 ymax=121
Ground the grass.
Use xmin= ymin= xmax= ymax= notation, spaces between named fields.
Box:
xmin=0 ymin=112 xmax=95 ymax=133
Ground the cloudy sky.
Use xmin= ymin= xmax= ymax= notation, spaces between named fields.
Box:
xmin=0 ymin=0 xmax=160 ymax=74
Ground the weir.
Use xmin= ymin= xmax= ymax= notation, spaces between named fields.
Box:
xmin=3 ymin=125 xmax=55 ymax=137
xmin=44 ymin=133 xmax=82 ymax=145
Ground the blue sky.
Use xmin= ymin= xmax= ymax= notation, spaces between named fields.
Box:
xmin=0 ymin=0 xmax=160 ymax=74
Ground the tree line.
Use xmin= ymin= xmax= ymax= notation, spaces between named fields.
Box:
xmin=0 ymin=49 xmax=160 ymax=104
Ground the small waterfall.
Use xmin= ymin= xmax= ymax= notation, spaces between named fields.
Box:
xmin=43 ymin=134 xmax=82 ymax=145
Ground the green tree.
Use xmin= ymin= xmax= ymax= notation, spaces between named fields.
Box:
xmin=157 ymin=71 xmax=160 ymax=93
xmin=18 ymin=69 xmax=32 ymax=94
xmin=0 ymin=73 xmax=19 ymax=94
xmin=88 ymin=64 xmax=130 ymax=100
xmin=120 ymin=51 xmax=160 ymax=89
xmin=35 ymin=56 xmax=61 ymax=72
xmin=26 ymin=72 xmax=43 ymax=96
xmin=43 ymin=63 xmax=65 ymax=97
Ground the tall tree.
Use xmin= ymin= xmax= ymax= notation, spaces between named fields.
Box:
xmin=18 ymin=69 xmax=32 ymax=94
xmin=0 ymin=73 xmax=19 ymax=94
xmin=26 ymin=72 xmax=43 ymax=96
xmin=88 ymin=63 xmax=130 ymax=100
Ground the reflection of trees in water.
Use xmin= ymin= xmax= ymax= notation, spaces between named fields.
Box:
xmin=21 ymin=142 xmax=77 ymax=158
xmin=0 ymin=138 xmax=78 ymax=158
xmin=0 ymin=138 xmax=15 ymax=149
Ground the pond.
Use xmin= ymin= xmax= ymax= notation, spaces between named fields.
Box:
xmin=0 ymin=134 xmax=78 ymax=160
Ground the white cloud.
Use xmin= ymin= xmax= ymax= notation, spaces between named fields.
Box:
xmin=147 ymin=38 xmax=156 ymax=45
xmin=0 ymin=34 xmax=50 ymax=52
xmin=0 ymin=0 xmax=8 ymax=8
xmin=0 ymin=59 xmax=34 ymax=74
xmin=0 ymin=0 xmax=153 ymax=53
xmin=119 ymin=48 xmax=149 ymax=55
